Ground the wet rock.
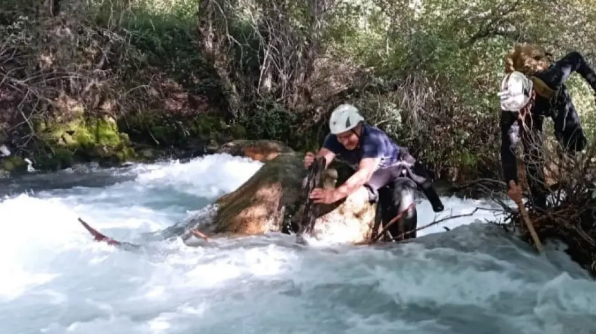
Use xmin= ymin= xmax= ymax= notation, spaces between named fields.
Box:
xmin=216 ymin=139 xmax=294 ymax=162
xmin=210 ymin=140 xmax=378 ymax=244
xmin=30 ymin=95 xmax=140 ymax=170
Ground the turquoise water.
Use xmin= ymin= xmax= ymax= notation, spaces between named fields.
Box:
xmin=0 ymin=154 xmax=594 ymax=334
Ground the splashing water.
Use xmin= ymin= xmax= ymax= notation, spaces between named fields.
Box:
xmin=0 ymin=153 xmax=595 ymax=334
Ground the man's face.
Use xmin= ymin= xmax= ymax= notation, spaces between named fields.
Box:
xmin=336 ymin=128 xmax=360 ymax=150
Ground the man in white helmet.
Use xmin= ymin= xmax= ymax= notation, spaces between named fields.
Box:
xmin=304 ymin=103 xmax=444 ymax=241
xmin=499 ymin=51 xmax=596 ymax=209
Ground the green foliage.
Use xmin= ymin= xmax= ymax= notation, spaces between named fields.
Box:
xmin=313 ymin=0 xmax=596 ymax=179
xmin=4 ymin=0 xmax=596 ymax=181
xmin=236 ymin=98 xmax=299 ymax=143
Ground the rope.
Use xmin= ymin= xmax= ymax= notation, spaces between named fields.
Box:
xmin=298 ymin=156 xmax=326 ymax=235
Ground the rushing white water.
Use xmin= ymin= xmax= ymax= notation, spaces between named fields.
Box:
xmin=1 ymin=153 xmax=595 ymax=334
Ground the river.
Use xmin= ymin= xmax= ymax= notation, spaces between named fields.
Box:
xmin=0 ymin=153 xmax=595 ymax=334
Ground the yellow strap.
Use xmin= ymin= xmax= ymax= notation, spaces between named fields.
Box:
xmin=530 ymin=76 xmax=556 ymax=99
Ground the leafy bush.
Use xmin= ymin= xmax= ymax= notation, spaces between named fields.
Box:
xmin=3 ymin=0 xmax=596 ymax=180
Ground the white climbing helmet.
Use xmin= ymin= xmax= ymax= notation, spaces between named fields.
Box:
xmin=498 ymin=71 xmax=533 ymax=112
xmin=329 ymin=104 xmax=365 ymax=134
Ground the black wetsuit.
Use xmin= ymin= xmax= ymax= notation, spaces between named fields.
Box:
xmin=323 ymin=124 xmax=444 ymax=240
xmin=373 ymin=152 xmax=444 ymax=240
xmin=501 ymin=52 xmax=596 ymax=209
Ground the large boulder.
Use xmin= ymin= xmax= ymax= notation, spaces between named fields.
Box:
xmin=205 ymin=140 xmax=379 ymax=244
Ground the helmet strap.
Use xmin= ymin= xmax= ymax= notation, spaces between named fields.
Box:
xmin=351 ymin=122 xmax=363 ymax=147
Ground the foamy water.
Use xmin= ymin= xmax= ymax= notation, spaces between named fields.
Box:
xmin=0 ymin=154 xmax=595 ymax=334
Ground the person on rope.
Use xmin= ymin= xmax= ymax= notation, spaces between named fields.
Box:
xmin=499 ymin=46 xmax=596 ymax=210
xmin=303 ymin=103 xmax=444 ymax=241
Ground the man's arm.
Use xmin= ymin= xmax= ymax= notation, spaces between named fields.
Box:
xmin=315 ymin=147 xmax=336 ymax=168
xmin=501 ymin=111 xmax=521 ymax=186
xmin=333 ymin=157 xmax=380 ymax=201
xmin=318 ymin=134 xmax=342 ymax=168
xmin=332 ymin=131 xmax=383 ymax=200
xmin=550 ymin=51 xmax=596 ymax=90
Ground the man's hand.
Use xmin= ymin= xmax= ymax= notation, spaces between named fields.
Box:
xmin=304 ymin=152 xmax=315 ymax=169
xmin=309 ymin=188 xmax=339 ymax=204
xmin=507 ymin=180 xmax=523 ymax=203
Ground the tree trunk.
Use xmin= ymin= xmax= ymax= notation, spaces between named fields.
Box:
xmin=197 ymin=0 xmax=241 ymax=117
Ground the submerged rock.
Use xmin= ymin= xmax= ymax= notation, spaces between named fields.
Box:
xmin=208 ymin=140 xmax=378 ymax=244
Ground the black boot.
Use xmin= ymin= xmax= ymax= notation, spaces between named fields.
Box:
xmin=409 ymin=160 xmax=444 ymax=212
xmin=421 ymin=185 xmax=444 ymax=212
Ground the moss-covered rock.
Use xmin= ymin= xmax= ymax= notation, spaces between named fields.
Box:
xmin=31 ymin=102 xmax=139 ymax=171
xmin=93 ymin=116 xmax=122 ymax=148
